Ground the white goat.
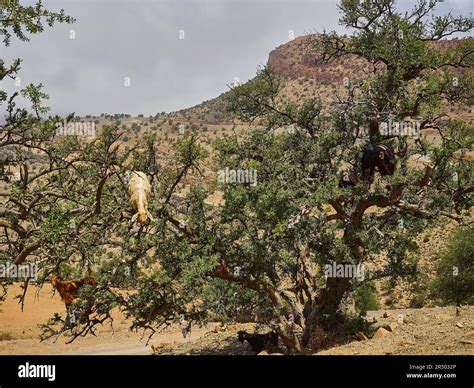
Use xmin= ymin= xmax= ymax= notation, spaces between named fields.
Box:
xmin=128 ymin=171 xmax=153 ymax=224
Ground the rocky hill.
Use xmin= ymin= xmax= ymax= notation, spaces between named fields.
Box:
xmin=165 ymin=35 xmax=473 ymax=127
xmin=70 ymin=35 xmax=473 ymax=143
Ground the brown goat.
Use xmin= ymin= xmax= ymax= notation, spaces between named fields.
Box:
xmin=48 ymin=274 xmax=97 ymax=307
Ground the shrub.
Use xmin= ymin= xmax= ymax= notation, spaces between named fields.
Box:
xmin=0 ymin=332 xmax=13 ymax=341
xmin=355 ymin=282 xmax=379 ymax=314
xmin=430 ymin=227 xmax=474 ymax=305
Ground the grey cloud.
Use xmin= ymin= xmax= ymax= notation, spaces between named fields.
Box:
xmin=2 ymin=0 xmax=472 ymax=117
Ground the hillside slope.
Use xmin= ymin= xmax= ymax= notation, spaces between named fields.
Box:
xmin=166 ymin=35 xmax=473 ymax=127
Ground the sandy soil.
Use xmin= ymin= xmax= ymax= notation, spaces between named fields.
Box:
xmin=318 ymin=307 xmax=474 ymax=356
xmin=1 ymin=284 xmax=472 ymax=356
xmin=151 ymin=307 xmax=474 ymax=356
xmin=0 ymin=284 xmax=220 ymax=355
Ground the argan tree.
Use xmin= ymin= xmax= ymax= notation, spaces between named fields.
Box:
xmin=0 ymin=0 xmax=472 ymax=354
xmin=212 ymin=0 xmax=473 ymax=350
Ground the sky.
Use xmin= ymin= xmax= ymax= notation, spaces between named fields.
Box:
xmin=1 ymin=0 xmax=473 ymax=117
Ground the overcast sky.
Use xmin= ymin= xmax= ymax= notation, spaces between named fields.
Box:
xmin=2 ymin=0 xmax=473 ymax=117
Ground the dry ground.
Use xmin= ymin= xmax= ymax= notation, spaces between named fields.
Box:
xmin=0 ymin=284 xmax=472 ymax=355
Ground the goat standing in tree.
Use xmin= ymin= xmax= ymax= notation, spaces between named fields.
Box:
xmin=48 ymin=275 xmax=97 ymax=308
xmin=128 ymin=171 xmax=153 ymax=225
xmin=360 ymin=143 xmax=396 ymax=183
xmin=338 ymin=143 xmax=396 ymax=187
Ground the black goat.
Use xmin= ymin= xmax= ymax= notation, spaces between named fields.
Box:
xmin=361 ymin=143 xmax=396 ymax=183
xmin=337 ymin=144 xmax=396 ymax=189
xmin=237 ymin=330 xmax=279 ymax=354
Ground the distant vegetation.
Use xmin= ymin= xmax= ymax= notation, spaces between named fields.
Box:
xmin=0 ymin=0 xmax=472 ymax=355
xmin=431 ymin=227 xmax=474 ymax=306
xmin=355 ymin=282 xmax=380 ymax=314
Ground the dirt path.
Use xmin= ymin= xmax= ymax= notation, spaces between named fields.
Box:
xmin=0 ymin=321 xmax=220 ymax=355
xmin=0 ymin=284 xmax=214 ymax=355
xmin=1 ymin=285 xmax=473 ymax=355
xmin=65 ymin=343 xmax=150 ymax=355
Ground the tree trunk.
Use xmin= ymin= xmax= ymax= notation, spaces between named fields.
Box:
xmin=301 ymin=276 xmax=351 ymax=350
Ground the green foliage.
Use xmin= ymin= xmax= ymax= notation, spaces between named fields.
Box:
xmin=355 ymin=282 xmax=379 ymax=314
xmin=430 ymin=227 xmax=474 ymax=305
xmin=1 ymin=0 xmax=472 ymax=353
xmin=0 ymin=0 xmax=75 ymax=46
xmin=201 ymin=279 xmax=273 ymax=322
xmin=39 ymin=206 xmax=69 ymax=242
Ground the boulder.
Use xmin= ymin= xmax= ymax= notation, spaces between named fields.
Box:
xmin=372 ymin=327 xmax=390 ymax=340
xmin=382 ymin=323 xmax=398 ymax=332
